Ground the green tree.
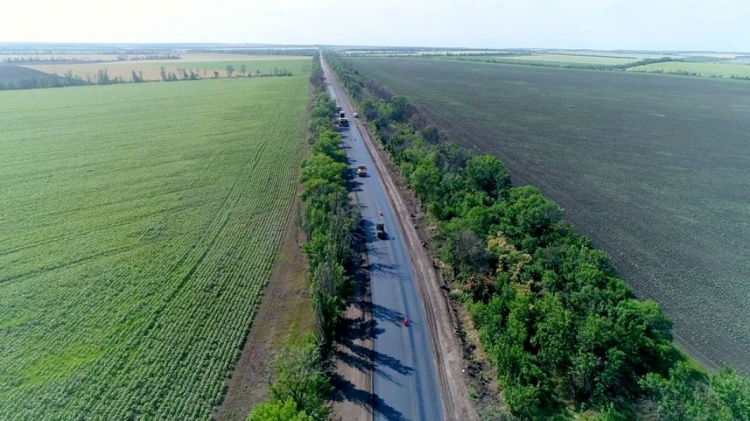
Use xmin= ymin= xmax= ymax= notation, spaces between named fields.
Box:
xmin=409 ymin=157 xmax=441 ymax=203
xmin=421 ymin=124 xmax=442 ymax=144
xmin=389 ymin=95 xmax=412 ymax=122
xmin=240 ymin=64 xmax=248 ymax=76
xmin=268 ymin=343 xmax=330 ymax=419
xmin=226 ymin=64 xmax=235 ymax=77
xmin=247 ymin=398 xmax=313 ymax=421
xmin=464 ymin=155 xmax=512 ymax=199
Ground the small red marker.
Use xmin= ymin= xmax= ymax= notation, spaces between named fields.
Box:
xmin=379 ymin=210 xmax=383 ymax=217
xmin=403 ymin=317 xmax=408 ymax=327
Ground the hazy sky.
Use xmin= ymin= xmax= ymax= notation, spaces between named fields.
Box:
xmin=3 ymin=0 xmax=749 ymax=51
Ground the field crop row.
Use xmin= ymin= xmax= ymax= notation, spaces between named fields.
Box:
xmin=347 ymin=57 xmax=750 ymax=374
xmin=0 ymin=75 xmax=309 ymax=419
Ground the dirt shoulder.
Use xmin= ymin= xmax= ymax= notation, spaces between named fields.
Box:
xmin=330 ymin=229 xmax=374 ymax=420
xmin=213 ymin=194 xmax=313 ymax=421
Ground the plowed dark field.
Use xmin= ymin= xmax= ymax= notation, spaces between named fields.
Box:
xmin=348 ymin=57 xmax=750 ymax=374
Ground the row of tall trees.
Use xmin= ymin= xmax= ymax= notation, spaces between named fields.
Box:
xmin=1 ymin=63 xmax=295 ymax=91
xmin=325 ymin=51 xmax=750 ymax=419
xmin=226 ymin=64 xmax=294 ymax=78
xmin=117 ymin=53 xmax=180 ymax=61
xmin=248 ymin=53 xmax=359 ymax=421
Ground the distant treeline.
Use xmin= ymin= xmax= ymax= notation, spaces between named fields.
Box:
xmin=189 ymin=48 xmax=316 ymax=56
xmin=0 ymin=65 xmax=295 ymax=91
xmin=158 ymin=65 xmax=293 ymax=82
xmin=635 ymin=68 xmax=750 ymax=81
xmin=0 ymin=49 xmax=178 ymax=55
xmin=325 ymin=51 xmax=750 ymax=420
xmin=355 ymin=53 xmax=684 ymax=72
xmin=116 ymin=54 xmax=181 ymax=61
xmin=248 ymin=53 xmax=360 ymax=421
xmin=450 ymin=55 xmax=681 ymax=71
xmin=2 ymin=56 xmax=103 ymax=63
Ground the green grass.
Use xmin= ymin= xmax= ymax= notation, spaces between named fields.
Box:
xmin=169 ymin=59 xmax=311 ymax=75
xmin=629 ymin=60 xmax=750 ymax=78
xmin=0 ymin=75 xmax=309 ymax=419
xmin=348 ymin=56 xmax=750 ymax=375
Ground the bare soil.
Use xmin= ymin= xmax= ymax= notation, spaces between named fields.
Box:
xmin=213 ymin=195 xmax=313 ymax=421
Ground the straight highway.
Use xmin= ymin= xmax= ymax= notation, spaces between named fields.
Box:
xmin=321 ymin=55 xmax=444 ymax=421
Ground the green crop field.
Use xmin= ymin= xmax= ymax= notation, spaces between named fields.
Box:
xmin=629 ymin=60 xmax=750 ymax=78
xmin=348 ymin=57 xmax=750 ymax=374
xmin=0 ymin=75 xmax=309 ymax=419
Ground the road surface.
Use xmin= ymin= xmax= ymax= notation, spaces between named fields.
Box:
xmin=322 ymin=57 xmax=445 ymax=421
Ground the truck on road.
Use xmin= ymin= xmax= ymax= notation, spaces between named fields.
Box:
xmin=357 ymin=165 xmax=367 ymax=177
xmin=338 ymin=117 xmax=349 ymax=127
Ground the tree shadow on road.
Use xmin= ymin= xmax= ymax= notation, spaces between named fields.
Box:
xmin=336 ymin=308 xmax=414 ymax=382
xmin=330 ymin=374 xmax=408 ymax=421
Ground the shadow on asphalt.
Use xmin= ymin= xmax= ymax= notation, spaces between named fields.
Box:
xmin=332 ymin=252 xmax=414 ymax=419
xmin=330 ymin=374 xmax=408 ymax=421
xmin=333 ymin=309 xmax=413 ymax=421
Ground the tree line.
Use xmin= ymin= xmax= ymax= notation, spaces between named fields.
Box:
xmin=247 ymin=53 xmax=360 ymax=420
xmin=324 ymin=51 xmax=750 ymax=420
xmin=0 ymin=64 xmax=295 ymax=91
xmin=2 ymin=56 xmax=101 ymax=63
xmin=447 ymin=55 xmax=681 ymax=71
xmin=117 ymin=54 xmax=180 ymax=61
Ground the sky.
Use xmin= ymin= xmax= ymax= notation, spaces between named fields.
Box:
xmin=2 ymin=0 xmax=749 ymax=51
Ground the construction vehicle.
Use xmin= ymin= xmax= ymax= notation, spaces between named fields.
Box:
xmin=338 ymin=117 xmax=349 ymax=127
xmin=339 ymin=111 xmax=346 ymax=118
xmin=376 ymin=223 xmax=386 ymax=239
xmin=357 ymin=165 xmax=367 ymax=177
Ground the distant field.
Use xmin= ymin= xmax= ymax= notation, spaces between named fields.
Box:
xmin=20 ymin=55 xmax=311 ymax=82
xmin=0 ymin=53 xmax=120 ymax=62
xmin=629 ymin=61 xmax=750 ymax=78
xmin=348 ymin=57 xmax=750 ymax=374
xmin=0 ymin=64 xmax=57 ymax=81
xmin=0 ymin=75 xmax=309 ymax=419
xmin=457 ymin=53 xmax=637 ymax=66
xmin=557 ymin=51 xmax=672 ymax=59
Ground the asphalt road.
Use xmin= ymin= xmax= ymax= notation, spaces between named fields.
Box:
xmin=322 ymin=57 xmax=444 ymax=421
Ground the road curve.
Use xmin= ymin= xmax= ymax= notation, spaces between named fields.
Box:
xmin=321 ymin=57 xmax=444 ymax=421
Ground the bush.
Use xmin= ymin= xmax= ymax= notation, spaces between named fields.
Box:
xmin=247 ymin=398 xmax=314 ymax=421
